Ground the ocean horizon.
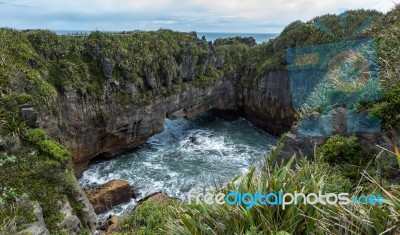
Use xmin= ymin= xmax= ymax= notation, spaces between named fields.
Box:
xmin=53 ymin=30 xmax=277 ymax=44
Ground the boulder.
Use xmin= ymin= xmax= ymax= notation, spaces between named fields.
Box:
xmin=0 ymin=139 xmax=6 ymax=150
xmin=85 ymin=180 xmax=134 ymax=214
xmin=20 ymin=106 xmax=37 ymax=127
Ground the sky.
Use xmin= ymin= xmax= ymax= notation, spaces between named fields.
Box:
xmin=0 ymin=0 xmax=398 ymax=33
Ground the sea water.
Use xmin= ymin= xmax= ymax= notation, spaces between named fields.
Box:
xmin=54 ymin=30 xmax=277 ymax=44
xmin=79 ymin=112 xmax=277 ymax=218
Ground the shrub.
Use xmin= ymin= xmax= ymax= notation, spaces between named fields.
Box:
xmin=38 ymin=140 xmax=71 ymax=164
xmin=370 ymin=83 xmax=400 ymax=130
xmin=112 ymin=92 xmax=131 ymax=105
xmin=4 ymin=93 xmax=34 ymax=109
xmin=1 ymin=117 xmax=26 ymax=139
xmin=119 ymin=199 xmax=177 ymax=234
xmin=324 ymin=173 xmax=353 ymax=193
xmin=25 ymin=128 xmax=48 ymax=144
xmin=0 ymin=150 xmax=78 ymax=233
xmin=0 ymin=153 xmax=16 ymax=167
xmin=0 ymin=188 xmax=35 ymax=233
xmin=316 ymin=135 xmax=364 ymax=164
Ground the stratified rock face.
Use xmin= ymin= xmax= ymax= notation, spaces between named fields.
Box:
xmin=41 ymin=71 xmax=294 ymax=175
xmin=244 ymin=70 xmax=295 ymax=135
xmin=85 ymin=180 xmax=134 ymax=214
xmin=50 ymin=78 xmax=239 ymax=176
xmin=32 ymin=32 xmax=295 ymax=176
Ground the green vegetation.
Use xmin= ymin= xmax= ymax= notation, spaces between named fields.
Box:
xmin=166 ymin=151 xmax=398 ymax=234
xmin=0 ymin=4 xmax=399 ymax=234
xmin=370 ymin=83 xmax=400 ymax=130
xmin=0 ymin=130 xmax=81 ymax=233
xmin=115 ymin=147 xmax=399 ymax=234
xmin=0 ymin=186 xmax=36 ymax=233
xmin=118 ymin=199 xmax=178 ymax=235
xmin=218 ymin=44 xmax=250 ymax=76
xmin=316 ymin=135 xmax=364 ymax=164
xmin=214 ymin=36 xmax=257 ymax=47
xmin=113 ymin=7 xmax=400 ymax=234
xmin=170 ymin=158 xmax=326 ymax=234
xmin=37 ymin=140 xmax=71 ymax=164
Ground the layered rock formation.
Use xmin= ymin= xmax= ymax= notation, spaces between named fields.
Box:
xmin=49 ymin=77 xmax=239 ymax=175
xmin=52 ymin=71 xmax=294 ymax=175
xmin=28 ymin=31 xmax=295 ymax=176
xmin=85 ymin=180 xmax=134 ymax=214
xmin=244 ymin=70 xmax=295 ymax=135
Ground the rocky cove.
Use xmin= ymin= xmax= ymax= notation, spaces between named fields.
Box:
xmin=79 ymin=113 xmax=278 ymax=219
xmin=0 ymin=28 xmax=298 ymax=233
xmin=1 ymin=8 xmax=399 ymax=233
xmin=33 ymin=31 xmax=297 ymax=228
xmin=50 ymin=69 xmax=294 ymax=177
xmin=37 ymin=40 xmax=295 ymax=177
xmin=32 ymin=29 xmax=384 ymax=227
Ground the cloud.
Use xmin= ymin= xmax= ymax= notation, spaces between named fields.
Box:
xmin=0 ymin=0 xmax=30 ymax=7
xmin=0 ymin=0 xmax=398 ymax=33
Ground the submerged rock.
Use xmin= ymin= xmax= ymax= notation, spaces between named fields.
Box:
xmin=189 ymin=136 xmax=199 ymax=144
xmin=85 ymin=180 xmax=134 ymax=214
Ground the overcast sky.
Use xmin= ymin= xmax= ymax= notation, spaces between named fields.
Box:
xmin=0 ymin=0 xmax=398 ymax=33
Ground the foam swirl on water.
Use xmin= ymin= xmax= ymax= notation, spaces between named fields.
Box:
xmin=79 ymin=113 xmax=277 ymax=219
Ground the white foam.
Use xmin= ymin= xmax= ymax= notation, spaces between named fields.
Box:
xmin=79 ymin=117 xmax=277 ymax=219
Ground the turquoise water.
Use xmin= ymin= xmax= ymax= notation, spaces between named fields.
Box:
xmin=54 ymin=30 xmax=277 ymax=43
xmin=79 ymin=113 xmax=277 ymax=217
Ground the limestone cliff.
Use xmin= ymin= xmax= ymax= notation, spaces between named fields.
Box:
xmin=22 ymin=30 xmax=296 ymax=175
xmin=56 ymin=75 xmax=239 ymax=174
xmin=0 ymin=28 xmax=302 ymax=178
xmin=243 ymin=70 xmax=295 ymax=135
